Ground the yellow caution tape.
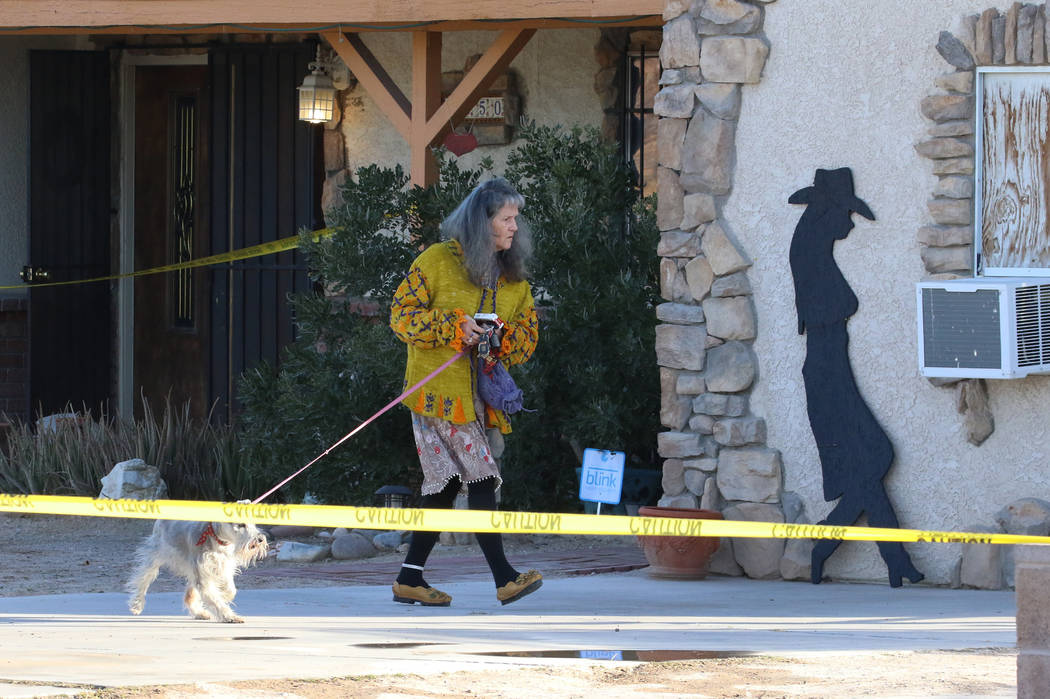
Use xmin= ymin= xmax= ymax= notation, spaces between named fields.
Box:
xmin=0 ymin=229 xmax=334 ymax=290
xmin=2 ymin=493 xmax=1048 ymax=545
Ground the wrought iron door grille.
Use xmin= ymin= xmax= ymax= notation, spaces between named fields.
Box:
xmin=170 ymin=94 xmax=196 ymax=329
xmin=624 ymin=49 xmax=659 ymax=198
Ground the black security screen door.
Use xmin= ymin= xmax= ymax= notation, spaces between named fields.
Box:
xmin=27 ymin=50 xmax=112 ymax=418
xmin=209 ymin=43 xmax=320 ymax=422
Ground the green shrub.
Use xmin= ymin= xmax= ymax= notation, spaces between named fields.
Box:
xmin=503 ymin=123 xmax=661 ymax=508
xmin=236 ymin=125 xmax=660 ymax=510
xmin=236 ymin=159 xmax=485 ymax=505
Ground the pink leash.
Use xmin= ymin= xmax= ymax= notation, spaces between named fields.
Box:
xmin=252 ymin=350 xmax=466 ymax=504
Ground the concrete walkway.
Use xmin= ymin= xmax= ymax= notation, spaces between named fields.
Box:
xmin=0 ymin=569 xmax=1016 ymax=697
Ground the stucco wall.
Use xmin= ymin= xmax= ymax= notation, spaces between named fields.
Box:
xmin=340 ymin=28 xmax=604 ymax=176
xmin=0 ymin=36 xmax=83 ymax=299
xmin=726 ymin=0 xmax=1048 ymax=583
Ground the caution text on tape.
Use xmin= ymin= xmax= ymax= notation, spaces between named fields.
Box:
xmin=3 ymin=494 xmax=1050 ymax=546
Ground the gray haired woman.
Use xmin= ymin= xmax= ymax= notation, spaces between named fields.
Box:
xmin=389 ymin=177 xmax=542 ymax=606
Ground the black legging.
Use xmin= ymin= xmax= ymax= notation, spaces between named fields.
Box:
xmin=396 ymin=476 xmax=518 ymax=588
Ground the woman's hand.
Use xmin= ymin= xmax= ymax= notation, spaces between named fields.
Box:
xmin=459 ymin=316 xmax=486 ymax=345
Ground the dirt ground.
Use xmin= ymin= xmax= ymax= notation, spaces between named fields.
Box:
xmin=0 ymin=513 xmax=1018 ymax=698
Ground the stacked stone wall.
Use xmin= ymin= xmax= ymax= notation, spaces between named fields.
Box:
xmin=656 ymin=0 xmax=791 ymax=580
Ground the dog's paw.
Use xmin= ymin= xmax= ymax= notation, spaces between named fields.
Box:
xmin=128 ymin=599 xmax=144 ymax=615
xmin=192 ymin=611 xmax=213 ymax=620
xmin=221 ymin=614 xmax=245 ymax=624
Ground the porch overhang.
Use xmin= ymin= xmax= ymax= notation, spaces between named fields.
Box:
xmin=0 ymin=1 xmax=662 ymax=33
xmin=0 ymin=0 xmax=662 ymax=186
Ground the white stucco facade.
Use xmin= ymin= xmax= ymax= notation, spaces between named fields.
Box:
xmin=340 ymin=28 xmax=605 ymax=176
xmin=725 ymin=1 xmax=1049 ymax=583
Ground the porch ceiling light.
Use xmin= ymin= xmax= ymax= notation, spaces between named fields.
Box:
xmin=298 ymin=45 xmax=336 ymax=124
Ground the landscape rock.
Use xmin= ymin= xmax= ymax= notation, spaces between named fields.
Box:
xmin=276 ymin=541 xmax=331 ymax=563
xmin=99 ymin=459 xmax=168 ymax=501
xmin=779 ymin=537 xmax=812 ymax=581
xmin=708 ymin=536 xmax=744 ymax=576
xmin=330 ymin=531 xmax=379 ymax=560
xmin=722 ymin=502 xmax=785 ymax=579
xmin=958 ymin=524 xmax=1004 ymax=590
xmin=373 ymin=531 xmax=407 ymax=551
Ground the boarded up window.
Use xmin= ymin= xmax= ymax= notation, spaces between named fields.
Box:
xmin=980 ymin=69 xmax=1050 ymax=274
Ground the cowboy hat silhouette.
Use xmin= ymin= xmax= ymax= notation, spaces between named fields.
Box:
xmin=789 ymin=167 xmax=875 ymax=220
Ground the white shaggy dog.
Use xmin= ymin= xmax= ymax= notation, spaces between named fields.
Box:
xmin=127 ymin=520 xmax=268 ymax=623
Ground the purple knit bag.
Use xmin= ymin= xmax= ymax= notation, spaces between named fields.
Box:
xmin=477 ymin=357 xmax=526 ymax=414
xmin=473 ymin=287 xmax=529 ymax=414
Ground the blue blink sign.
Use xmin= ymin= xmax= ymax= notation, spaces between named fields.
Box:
xmin=578 ymin=448 xmax=626 ymax=506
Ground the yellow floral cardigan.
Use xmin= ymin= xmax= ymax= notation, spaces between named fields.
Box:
xmin=390 ymin=240 xmax=539 ymax=434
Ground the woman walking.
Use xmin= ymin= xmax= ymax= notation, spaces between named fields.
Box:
xmin=389 ymin=177 xmax=542 ymax=606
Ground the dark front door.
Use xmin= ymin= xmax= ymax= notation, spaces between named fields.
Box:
xmin=134 ymin=65 xmax=211 ymax=420
xmin=27 ymin=50 xmax=112 ymax=419
xmin=209 ymin=44 xmax=320 ymax=423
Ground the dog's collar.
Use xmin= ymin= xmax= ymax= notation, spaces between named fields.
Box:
xmin=196 ymin=524 xmax=229 ymax=547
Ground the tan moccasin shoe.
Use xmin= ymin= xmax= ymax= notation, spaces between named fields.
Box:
xmin=392 ymin=582 xmax=452 ymax=607
xmin=496 ymin=570 xmax=543 ymax=605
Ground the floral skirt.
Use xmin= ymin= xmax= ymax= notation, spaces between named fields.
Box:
xmin=411 ymin=395 xmax=502 ymax=496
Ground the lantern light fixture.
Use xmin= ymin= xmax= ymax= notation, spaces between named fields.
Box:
xmin=298 ymin=44 xmax=338 ymax=124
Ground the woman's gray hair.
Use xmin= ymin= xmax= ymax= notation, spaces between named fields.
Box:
xmin=441 ymin=177 xmax=533 ymax=287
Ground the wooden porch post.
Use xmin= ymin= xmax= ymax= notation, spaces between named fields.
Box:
xmin=411 ymin=31 xmax=443 ymax=187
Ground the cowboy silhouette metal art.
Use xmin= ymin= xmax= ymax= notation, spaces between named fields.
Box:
xmin=788 ymin=167 xmax=924 ymax=588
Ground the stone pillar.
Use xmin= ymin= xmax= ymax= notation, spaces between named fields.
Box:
xmin=657 ymin=0 xmax=787 ymax=578
xmin=1015 ymin=544 xmax=1050 ymax=697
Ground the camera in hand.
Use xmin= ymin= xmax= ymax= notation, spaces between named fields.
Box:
xmin=474 ymin=313 xmax=502 ymax=360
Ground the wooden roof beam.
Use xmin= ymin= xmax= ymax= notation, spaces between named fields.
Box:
xmin=0 ymin=1 xmax=662 ymax=29
xmin=424 ymin=28 xmax=535 ymax=147
xmin=0 ymin=16 xmax=658 ymax=36
xmin=322 ymin=31 xmax=411 ymax=141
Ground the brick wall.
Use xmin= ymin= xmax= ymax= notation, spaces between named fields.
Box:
xmin=0 ymin=298 xmax=28 ymax=424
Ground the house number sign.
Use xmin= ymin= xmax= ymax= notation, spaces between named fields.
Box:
xmin=465 ymin=96 xmax=504 ymax=122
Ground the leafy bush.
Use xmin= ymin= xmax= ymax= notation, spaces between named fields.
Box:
xmin=502 ymin=123 xmax=661 ymax=508
xmin=0 ymin=397 xmax=251 ymax=500
xmin=236 ymin=159 xmax=484 ymax=505
xmin=236 ymin=125 xmax=660 ymax=510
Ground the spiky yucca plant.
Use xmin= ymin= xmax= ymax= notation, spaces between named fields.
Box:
xmin=0 ymin=397 xmax=252 ymax=500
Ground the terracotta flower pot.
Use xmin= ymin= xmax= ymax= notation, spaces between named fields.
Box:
xmin=636 ymin=505 xmax=723 ymax=579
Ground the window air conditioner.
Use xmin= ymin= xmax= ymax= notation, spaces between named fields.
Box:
xmin=916 ymin=277 xmax=1050 ymax=379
